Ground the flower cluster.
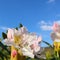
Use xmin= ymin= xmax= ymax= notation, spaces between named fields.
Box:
xmin=51 ymin=23 xmax=60 ymax=57
xmin=3 ymin=26 xmax=42 ymax=58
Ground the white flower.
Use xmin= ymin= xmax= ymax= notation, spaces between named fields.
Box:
xmin=2 ymin=26 xmax=42 ymax=58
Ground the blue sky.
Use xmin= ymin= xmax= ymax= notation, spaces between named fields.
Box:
xmin=0 ymin=0 xmax=60 ymax=47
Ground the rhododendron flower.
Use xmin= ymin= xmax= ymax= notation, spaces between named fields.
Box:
xmin=51 ymin=22 xmax=60 ymax=57
xmin=2 ymin=26 xmax=42 ymax=58
xmin=52 ymin=22 xmax=60 ymax=37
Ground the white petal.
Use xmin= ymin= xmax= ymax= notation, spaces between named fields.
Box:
xmin=2 ymin=39 xmax=14 ymax=46
xmin=20 ymin=26 xmax=28 ymax=34
xmin=34 ymin=47 xmax=40 ymax=52
xmin=21 ymin=47 xmax=34 ymax=58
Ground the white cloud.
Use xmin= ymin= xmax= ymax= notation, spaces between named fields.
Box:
xmin=38 ymin=21 xmax=52 ymax=31
xmin=38 ymin=20 xmax=60 ymax=31
xmin=38 ymin=20 xmax=47 ymax=25
xmin=0 ymin=26 xmax=9 ymax=30
xmin=40 ymin=25 xmax=52 ymax=30
xmin=47 ymin=0 xmax=55 ymax=3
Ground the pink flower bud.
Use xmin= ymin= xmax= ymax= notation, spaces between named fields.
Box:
xmin=11 ymin=50 xmax=17 ymax=57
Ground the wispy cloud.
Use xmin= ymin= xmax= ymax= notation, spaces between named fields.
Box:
xmin=38 ymin=20 xmax=60 ymax=31
xmin=40 ymin=25 xmax=52 ymax=30
xmin=0 ymin=26 xmax=9 ymax=30
xmin=47 ymin=0 xmax=55 ymax=3
xmin=38 ymin=20 xmax=47 ymax=25
xmin=38 ymin=21 xmax=52 ymax=30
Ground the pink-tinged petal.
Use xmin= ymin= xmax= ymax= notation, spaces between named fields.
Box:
xmin=37 ymin=36 xmax=42 ymax=42
xmin=30 ymin=43 xmax=40 ymax=52
xmin=30 ymin=44 xmax=35 ymax=50
xmin=30 ymin=37 xmax=41 ymax=52
xmin=11 ymin=50 xmax=17 ymax=57
xmin=52 ymin=23 xmax=58 ymax=32
xmin=20 ymin=26 xmax=28 ymax=34
xmin=30 ymin=43 xmax=38 ymax=49
xmin=7 ymin=29 xmax=14 ymax=39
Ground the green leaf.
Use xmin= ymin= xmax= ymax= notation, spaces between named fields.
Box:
xmin=19 ymin=23 xmax=23 ymax=28
xmin=2 ymin=32 xmax=7 ymax=39
xmin=0 ymin=41 xmax=10 ymax=54
xmin=15 ymin=27 xmax=18 ymax=30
